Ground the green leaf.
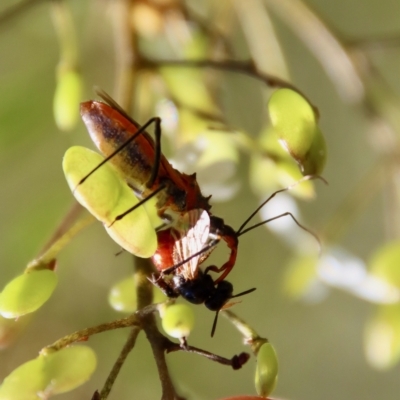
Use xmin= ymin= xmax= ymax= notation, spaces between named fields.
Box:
xmin=0 ymin=270 xmax=58 ymax=318
xmin=53 ymin=68 xmax=82 ymax=131
xmin=249 ymin=155 xmax=315 ymax=200
xmin=269 ymin=89 xmax=317 ymax=159
xmin=0 ymin=346 xmax=96 ymax=399
xmin=63 ymin=146 xmax=157 ymax=257
xmin=0 ymin=358 xmax=46 ymax=400
xmin=42 ymin=346 xmax=97 ymax=395
xmin=63 ymin=146 xmax=122 ymax=219
xmin=300 ymin=126 xmax=327 ymax=175
xmin=103 ymin=180 xmax=158 ymax=257
xmin=250 ymin=126 xmax=316 ymax=199
xmin=369 ymin=240 xmax=400 ymax=288
xmin=161 ymin=303 xmax=195 ymax=338
xmin=255 ymin=342 xmax=278 ymax=397
xmin=364 ymin=304 xmax=400 ymax=370
xmin=268 ymin=89 xmax=326 ymax=175
xmin=108 ymin=276 xmax=137 ymax=313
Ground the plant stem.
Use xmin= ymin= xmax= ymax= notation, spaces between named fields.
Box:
xmin=41 ymin=315 xmax=138 ymax=353
xmin=99 ymin=326 xmax=141 ymax=399
xmin=26 ymin=209 xmax=95 ymax=271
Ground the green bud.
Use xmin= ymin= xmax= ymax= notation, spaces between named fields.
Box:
xmin=53 ymin=67 xmax=82 ymax=131
xmin=0 ymin=346 xmax=96 ymax=399
xmin=299 ymin=126 xmax=327 ymax=175
xmin=255 ymin=342 xmax=278 ymax=397
xmin=0 ymin=270 xmax=58 ymax=318
xmin=269 ymin=89 xmax=316 ymax=158
xmin=63 ymin=146 xmax=122 ymax=219
xmin=365 ymin=304 xmax=400 ymax=370
xmin=268 ymin=89 xmax=326 ymax=175
xmin=369 ymin=240 xmax=400 ymax=288
xmin=108 ymin=276 xmax=137 ymax=313
xmin=161 ymin=303 xmax=195 ymax=339
xmin=0 ymin=358 xmax=46 ymax=400
xmin=41 ymin=345 xmax=97 ymax=395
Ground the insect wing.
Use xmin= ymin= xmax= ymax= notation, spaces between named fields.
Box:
xmin=172 ymin=210 xmax=211 ymax=280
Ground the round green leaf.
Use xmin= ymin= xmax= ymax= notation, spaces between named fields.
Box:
xmin=268 ymin=89 xmax=317 ymax=160
xmin=42 ymin=346 xmax=97 ymax=395
xmin=300 ymin=126 xmax=327 ymax=175
xmin=0 ymin=270 xmax=58 ymax=318
xmin=364 ymin=304 xmax=400 ymax=370
xmin=255 ymin=342 xmax=278 ymax=397
xmin=249 ymin=155 xmax=316 ymax=200
xmin=53 ymin=68 xmax=82 ymax=131
xmin=250 ymin=125 xmax=317 ymax=198
xmin=108 ymin=276 xmax=137 ymax=313
xmin=104 ymin=180 xmax=157 ymax=258
xmin=0 ymin=358 xmax=46 ymax=400
xmin=161 ymin=303 xmax=195 ymax=338
xmin=369 ymin=240 xmax=400 ymax=288
xmin=63 ymin=146 xmax=122 ymax=219
xmin=63 ymin=146 xmax=157 ymax=257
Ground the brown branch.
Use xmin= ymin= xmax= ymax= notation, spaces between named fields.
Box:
xmin=134 ymin=257 xmax=179 ymax=400
xmin=141 ymin=58 xmax=319 ymax=114
xmin=166 ymin=342 xmax=250 ymax=370
xmin=99 ymin=326 xmax=141 ymax=399
xmin=41 ymin=315 xmax=139 ymax=353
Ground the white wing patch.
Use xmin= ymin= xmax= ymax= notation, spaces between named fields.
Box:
xmin=171 ymin=209 xmax=210 ymax=280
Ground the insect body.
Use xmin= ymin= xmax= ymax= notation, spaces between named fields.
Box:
xmin=79 ymin=93 xmax=211 ymax=222
xmin=151 ymin=179 xmax=321 ymax=336
xmin=150 ymin=209 xmax=255 ymax=336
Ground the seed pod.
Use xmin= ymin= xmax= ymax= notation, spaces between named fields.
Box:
xmin=254 ymin=342 xmax=278 ymax=397
xmin=161 ymin=303 xmax=195 ymax=339
xmin=0 ymin=270 xmax=58 ymax=318
xmin=53 ymin=67 xmax=82 ymax=131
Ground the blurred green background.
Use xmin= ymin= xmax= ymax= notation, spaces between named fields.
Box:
xmin=1 ymin=0 xmax=400 ymax=399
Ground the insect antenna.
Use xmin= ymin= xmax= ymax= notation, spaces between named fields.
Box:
xmin=211 ymin=310 xmax=220 ymax=338
xmin=234 ymin=175 xmax=326 ymax=252
xmin=210 ymin=287 xmax=256 ymax=337
xmin=237 ymin=211 xmax=321 ymax=253
xmin=236 ymin=175 xmax=326 ymax=235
